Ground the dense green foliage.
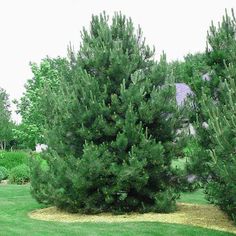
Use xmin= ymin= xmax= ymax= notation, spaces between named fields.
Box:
xmin=0 ymin=151 xmax=29 ymax=170
xmin=30 ymin=12 xmax=182 ymax=213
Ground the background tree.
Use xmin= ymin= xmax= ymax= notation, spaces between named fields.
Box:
xmin=30 ymin=12 xmax=182 ymax=214
xmin=0 ymin=88 xmax=13 ymax=150
xmin=15 ymin=57 xmax=70 ymax=149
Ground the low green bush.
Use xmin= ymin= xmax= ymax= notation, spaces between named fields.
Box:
xmin=0 ymin=166 xmax=9 ymax=181
xmin=9 ymin=164 xmax=30 ymax=184
xmin=0 ymin=151 xmax=29 ymax=169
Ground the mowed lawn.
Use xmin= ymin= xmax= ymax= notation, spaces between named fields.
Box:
xmin=0 ymin=185 xmax=234 ymax=236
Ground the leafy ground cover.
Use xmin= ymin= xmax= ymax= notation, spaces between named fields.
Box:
xmin=0 ymin=184 xmax=234 ymax=236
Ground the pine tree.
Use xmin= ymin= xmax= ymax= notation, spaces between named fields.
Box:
xmin=186 ymin=9 xmax=236 ymax=223
xmin=30 ymin=12 xmax=181 ymax=213
xmin=203 ymin=77 xmax=236 ymax=223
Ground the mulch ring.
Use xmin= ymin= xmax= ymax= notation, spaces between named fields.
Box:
xmin=29 ymin=203 xmax=236 ymax=234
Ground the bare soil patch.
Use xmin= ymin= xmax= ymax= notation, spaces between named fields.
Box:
xmin=29 ymin=203 xmax=236 ymax=234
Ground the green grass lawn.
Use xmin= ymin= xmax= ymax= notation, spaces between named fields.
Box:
xmin=179 ymin=189 xmax=209 ymax=205
xmin=0 ymin=185 xmax=234 ymax=236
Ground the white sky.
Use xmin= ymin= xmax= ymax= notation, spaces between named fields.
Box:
xmin=0 ymin=0 xmax=236 ymax=122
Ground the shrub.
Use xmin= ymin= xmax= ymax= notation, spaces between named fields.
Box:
xmin=9 ymin=164 xmax=30 ymax=184
xmin=0 ymin=166 xmax=9 ymax=181
xmin=0 ymin=151 xmax=29 ymax=169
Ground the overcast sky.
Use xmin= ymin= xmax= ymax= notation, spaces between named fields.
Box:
xmin=0 ymin=0 xmax=236 ymax=122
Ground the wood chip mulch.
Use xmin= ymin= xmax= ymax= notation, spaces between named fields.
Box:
xmin=29 ymin=203 xmax=236 ymax=234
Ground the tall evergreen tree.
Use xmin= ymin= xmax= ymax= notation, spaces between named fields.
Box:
xmin=181 ymin=9 xmax=236 ymax=223
xmin=31 ymin=12 xmax=181 ymax=213
xmin=203 ymin=77 xmax=236 ymax=223
xmin=199 ymin=9 xmax=236 ymax=223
